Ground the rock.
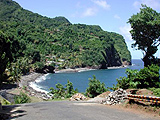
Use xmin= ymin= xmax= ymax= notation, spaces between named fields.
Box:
xmin=42 ymin=97 xmax=48 ymax=101
xmin=103 ymin=88 xmax=128 ymax=105
xmin=70 ymin=93 xmax=87 ymax=101
xmin=31 ymin=92 xmax=35 ymax=96
xmin=75 ymin=98 xmax=80 ymax=101
xmin=122 ymin=60 xmax=131 ymax=66
xmin=61 ymin=97 xmax=65 ymax=100
xmin=36 ymin=65 xmax=55 ymax=74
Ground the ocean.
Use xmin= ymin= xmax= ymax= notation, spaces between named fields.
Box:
xmin=30 ymin=59 xmax=144 ymax=93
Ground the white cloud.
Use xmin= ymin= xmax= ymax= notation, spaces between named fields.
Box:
xmin=75 ymin=2 xmax=81 ymax=8
xmin=114 ymin=14 xmax=121 ymax=20
xmin=119 ymin=24 xmax=132 ymax=41
xmin=72 ymin=0 xmax=110 ymax=18
xmin=133 ymin=0 xmax=160 ymax=10
xmin=92 ymin=0 xmax=110 ymax=10
xmin=82 ymin=7 xmax=98 ymax=17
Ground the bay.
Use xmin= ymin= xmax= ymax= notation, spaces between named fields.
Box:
xmin=36 ymin=59 xmax=144 ymax=93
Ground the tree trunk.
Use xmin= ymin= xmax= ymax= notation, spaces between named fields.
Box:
xmin=143 ymin=55 xmax=151 ymax=67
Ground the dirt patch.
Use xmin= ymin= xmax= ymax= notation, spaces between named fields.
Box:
xmin=106 ymin=101 xmax=160 ymax=119
xmin=136 ymin=89 xmax=154 ymax=96
xmin=100 ymin=89 xmax=160 ymax=119
xmin=8 ymin=88 xmax=44 ymax=103
xmin=97 ymin=91 xmax=111 ymax=98
xmin=126 ymin=89 xmax=154 ymax=96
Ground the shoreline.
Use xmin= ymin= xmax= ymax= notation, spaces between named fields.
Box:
xmin=54 ymin=65 xmax=128 ymax=73
xmin=107 ymin=65 xmax=129 ymax=69
xmin=19 ymin=72 xmax=51 ymax=100
xmin=20 ymin=68 xmax=96 ymax=99
xmin=29 ymin=73 xmax=50 ymax=94
xmin=54 ymin=67 xmax=96 ymax=73
xmin=18 ymin=65 xmax=129 ymax=100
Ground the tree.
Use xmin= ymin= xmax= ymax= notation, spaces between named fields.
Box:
xmin=116 ymin=64 xmax=160 ymax=89
xmin=0 ymin=31 xmax=13 ymax=86
xmin=128 ymin=5 xmax=160 ymax=67
xmin=0 ymin=0 xmax=131 ymax=71
xmin=0 ymin=31 xmax=20 ymax=87
xmin=65 ymin=80 xmax=75 ymax=98
xmin=49 ymin=80 xmax=77 ymax=99
xmin=85 ymin=75 xmax=107 ymax=98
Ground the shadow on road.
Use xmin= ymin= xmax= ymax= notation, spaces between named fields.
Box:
xmin=0 ymin=105 xmax=27 ymax=120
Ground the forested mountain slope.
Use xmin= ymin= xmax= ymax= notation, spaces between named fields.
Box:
xmin=0 ymin=0 xmax=131 ymax=72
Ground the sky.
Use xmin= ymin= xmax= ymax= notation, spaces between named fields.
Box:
xmin=13 ymin=0 xmax=160 ymax=59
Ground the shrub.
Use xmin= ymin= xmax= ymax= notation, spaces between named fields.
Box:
xmin=150 ymin=88 xmax=160 ymax=97
xmin=50 ymin=80 xmax=78 ymax=99
xmin=135 ymin=64 xmax=160 ymax=88
xmin=116 ymin=69 xmax=139 ymax=89
xmin=85 ymin=75 xmax=107 ymax=98
xmin=65 ymin=80 xmax=77 ymax=98
xmin=50 ymin=83 xmax=65 ymax=99
xmin=14 ymin=92 xmax=31 ymax=104
xmin=115 ymin=64 xmax=160 ymax=89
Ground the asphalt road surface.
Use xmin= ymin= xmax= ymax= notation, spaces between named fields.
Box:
xmin=8 ymin=101 xmax=159 ymax=120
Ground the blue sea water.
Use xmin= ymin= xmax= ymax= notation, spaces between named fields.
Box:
xmin=35 ymin=59 xmax=144 ymax=93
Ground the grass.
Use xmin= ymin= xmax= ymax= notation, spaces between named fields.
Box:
xmin=0 ymin=95 xmax=11 ymax=105
xmin=9 ymin=87 xmax=69 ymax=103
xmin=8 ymin=88 xmax=43 ymax=103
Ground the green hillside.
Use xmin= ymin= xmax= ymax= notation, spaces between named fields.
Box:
xmin=0 ymin=0 xmax=131 ymax=73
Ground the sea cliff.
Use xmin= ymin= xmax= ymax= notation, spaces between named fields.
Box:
xmin=0 ymin=0 xmax=131 ymax=71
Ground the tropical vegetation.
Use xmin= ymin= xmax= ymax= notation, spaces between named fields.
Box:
xmin=49 ymin=76 xmax=107 ymax=99
xmin=0 ymin=0 xmax=159 ymax=103
xmin=128 ymin=5 xmax=160 ymax=67
xmin=85 ymin=75 xmax=107 ymax=98
xmin=49 ymin=80 xmax=78 ymax=99
xmin=0 ymin=0 xmax=131 ymax=87
xmin=126 ymin=5 xmax=160 ymax=97
xmin=115 ymin=64 xmax=160 ymax=89
xmin=14 ymin=92 xmax=31 ymax=104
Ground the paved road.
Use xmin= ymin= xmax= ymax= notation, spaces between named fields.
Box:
xmin=9 ymin=101 xmax=158 ymax=120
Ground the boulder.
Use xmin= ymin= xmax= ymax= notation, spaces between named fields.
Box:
xmin=102 ymin=88 xmax=128 ymax=105
xmin=36 ymin=65 xmax=55 ymax=74
xmin=70 ymin=93 xmax=87 ymax=101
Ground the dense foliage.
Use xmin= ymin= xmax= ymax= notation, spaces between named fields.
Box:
xmin=116 ymin=64 xmax=160 ymax=89
xmin=128 ymin=5 xmax=160 ymax=67
xmin=49 ymin=76 xmax=107 ymax=99
xmin=85 ymin=75 xmax=107 ymax=98
xmin=0 ymin=31 xmax=21 ymax=86
xmin=0 ymin=0 xmax=131 ymax=87
xmin=14 ymin=92 xmax=31 ymax=104
xmin=49 ymin=80 xmax=78 ymax=99
xmin=150 ymin=88 xmax=160 ymax=97
xmin=0 ymin=0 xmax=130 ymax=67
